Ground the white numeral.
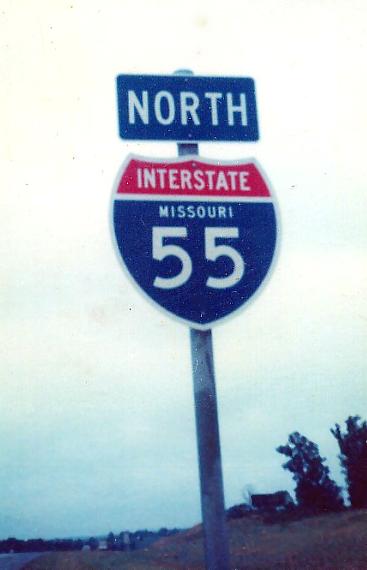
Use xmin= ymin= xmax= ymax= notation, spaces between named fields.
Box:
xmin=153 ymin=227 xmax=192 ymax=289
xmin=205 ymin=227 xmax=245 ymax=289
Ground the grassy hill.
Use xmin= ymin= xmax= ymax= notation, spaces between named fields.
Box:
xmin=24 ymin=508 xmax=367 ymax=569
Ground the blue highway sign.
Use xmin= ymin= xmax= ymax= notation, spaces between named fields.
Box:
xmin=116 ymin=74 xmax=259 ymax=142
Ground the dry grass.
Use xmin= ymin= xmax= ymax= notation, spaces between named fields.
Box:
xmin=24 ymin=509 xmax=367 ymax=569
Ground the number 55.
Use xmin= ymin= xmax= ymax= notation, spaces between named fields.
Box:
xmin=152 ymin=226 xmax=245 ymax=289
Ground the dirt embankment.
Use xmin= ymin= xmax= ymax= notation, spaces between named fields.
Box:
xmin=24 ymin=509 xmax=367 ymax=569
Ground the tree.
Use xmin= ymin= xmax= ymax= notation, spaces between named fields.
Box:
xmin=88 ymin=537 xmax=99 ymax=551
xmin=107 ymin=532 xmax=116 ymax=550
xmin=331 ymin=416 xmax=367 ymax=508
xmin=277 ymin=431 xmax=344 ymax=512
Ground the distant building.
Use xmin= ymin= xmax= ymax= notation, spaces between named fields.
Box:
xmin=251 ymin=491 xmax=294 ymax=512
xmin=122 ymin=532 xmax=131 ymax=549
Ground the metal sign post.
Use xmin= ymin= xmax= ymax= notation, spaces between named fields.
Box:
xmin=177 ymin=135 xmax=230 ymax=569
xmin=190 ymin=328 xmax=230 ymax=570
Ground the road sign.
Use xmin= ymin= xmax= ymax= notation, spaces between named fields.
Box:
xmin=116 ymin=74 xmax=259 ymax=142
xmin=111 ymin=154 xmax=277 ymax=329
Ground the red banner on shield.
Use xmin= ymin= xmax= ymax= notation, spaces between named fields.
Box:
xmin=117 ymin=156 xmax=271 ymax=199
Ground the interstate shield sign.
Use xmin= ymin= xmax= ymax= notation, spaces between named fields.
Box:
xmin=111 ymin=155 xmax=277 ymax=329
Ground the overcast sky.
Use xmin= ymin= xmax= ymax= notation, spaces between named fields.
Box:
xmin=1 ymin=0 xmax=367 ymax=539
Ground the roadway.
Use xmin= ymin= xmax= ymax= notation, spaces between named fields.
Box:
xmin=0 ymin=552 xmax=45 ymax=569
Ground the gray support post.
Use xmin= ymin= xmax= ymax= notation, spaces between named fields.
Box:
xmin=175 ymin=71 xmax=230 ymax=567
xmin=189 ymin=328 xmax=230 ymax=570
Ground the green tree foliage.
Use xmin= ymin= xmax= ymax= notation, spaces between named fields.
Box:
xmin=277 ymin=432 xmax=344 ymax=512
xmin=331 ymin=416 xmax=367 ymax=508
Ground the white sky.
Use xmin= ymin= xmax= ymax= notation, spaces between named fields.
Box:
xmin=1 ymin=0 xmax=367 ymax=539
